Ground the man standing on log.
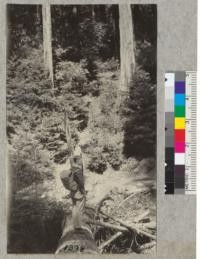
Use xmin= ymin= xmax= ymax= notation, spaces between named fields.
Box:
xmin=56 ymin=147 xmax=99 ymax=254
xmin=60 ymin=147 xmax=85 ymax=206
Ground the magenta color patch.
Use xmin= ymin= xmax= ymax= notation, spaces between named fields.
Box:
xmin=175 ymin=142 xmax=185 ymax=153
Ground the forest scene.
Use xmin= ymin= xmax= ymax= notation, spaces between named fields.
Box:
xmin=7 ymin=4 xmax=157 ymax=254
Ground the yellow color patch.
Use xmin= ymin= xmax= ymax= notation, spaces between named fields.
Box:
xmin=175 ymin=118 xmax=185 ymax=129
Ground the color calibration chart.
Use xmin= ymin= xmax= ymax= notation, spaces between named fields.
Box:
xmin=165 ymin=71 xmax=197 ymax=194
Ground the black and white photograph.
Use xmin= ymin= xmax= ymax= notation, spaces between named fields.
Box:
xmin=7 ymin=4 xmax=157 ymax=254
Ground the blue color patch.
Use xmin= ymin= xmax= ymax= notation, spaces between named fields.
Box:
xmin=175 ymin=94 xmax=185 ymax=106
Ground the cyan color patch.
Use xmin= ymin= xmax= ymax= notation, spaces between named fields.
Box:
xmin=175 ymin=94 xmax=185 ymax=106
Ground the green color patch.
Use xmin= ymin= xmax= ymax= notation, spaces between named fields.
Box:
xmin=175 ymin=106 xmax=185 ymax=117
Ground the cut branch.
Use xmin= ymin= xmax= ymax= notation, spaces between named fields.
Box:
xmin=95 ymin=195 xmax=113 ymax=217
xmin=117 ymin=190 xmax=149 ymax=209
xmin=87 ymin=218 xmax=156 ymax=240
xmin=134 ymin=210 xmax=150 ymax=223
xmin=99 ymin=232 xmax=123 ymax=252
xmin=138 ymin=241 xmax=156 ymax=252
xmin=87 ymin=219 xmax=128 ymax=232
xmin=141 ymin=221 xmax=156 ymax=230
xmin=117 ymin=192 xmax=136 ymax=208
xmin=100 ymin=212 xmax=156 ymax=240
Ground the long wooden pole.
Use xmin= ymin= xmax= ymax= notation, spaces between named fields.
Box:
xmin=64 ymin=109 xmax=74 ymax=157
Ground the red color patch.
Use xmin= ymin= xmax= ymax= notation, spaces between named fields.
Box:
xmin=175 ymin=129 xmax=185 ymax=142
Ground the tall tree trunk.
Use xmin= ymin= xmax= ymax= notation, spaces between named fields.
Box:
xmin=91 ymin=5 xmax=95 ymax=20
xmin=36 ymin=5 xmax=40 ymax=24
xmin=72 ymin=6 xmax=77 ymax=16
xmin=119 ymin=4 xmax=135 ymax=92
xmin=42 ymin=4 xmax=54 ymax=88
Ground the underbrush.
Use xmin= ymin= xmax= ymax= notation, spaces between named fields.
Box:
xmin=7 ymin=48 xmax=93 ymax=174
xmin=83 ymin=131 xmax=123 ymax=174
xmin=9 ymin=131 xmax=54 ymax=191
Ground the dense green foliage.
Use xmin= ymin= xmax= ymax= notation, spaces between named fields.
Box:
xmin=7 ymin=4 xmax=156 ymax=176
xmin=123 ymin=68 xmax=156 ymax=157
xmin=7 ymin=4 xmax=156 ymax=253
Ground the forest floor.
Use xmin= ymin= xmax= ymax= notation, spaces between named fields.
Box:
xmin=16 ymin=148 xmax=156 ymax=254
xmin=17 ymin=68 xmax=156 ymax=208
xmin=10 ymin=66 xmax=156 ymax=254
xmin=19 ymin=128 xmax=155 ymax=206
